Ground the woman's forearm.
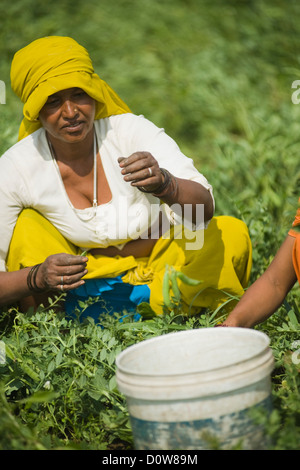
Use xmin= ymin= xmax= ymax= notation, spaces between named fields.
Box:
xmin=0 ymin=253 xmax=88 ymax=308
xmin=159 ymin=177 xmax=214 ymax=224
xmin=223 ymin=235 xmax=297 ymax=328
xmin=0 ymin=268 xmax=32 ymax=306
xmin=90 ymin=237 xmax=157 ymax=258
xmin=222 ymin=275 xmax=290 ymax=327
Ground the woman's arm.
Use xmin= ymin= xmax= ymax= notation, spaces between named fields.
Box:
xmin=222 ymin=235 xmax=297 ymax=328
xmin=90 ymin=237 xmax=157 ymax=258
xmin=0 ymin=268 xmax=36 ymax=306
xmin=161 ymin=176 xmax=214 ymax=224
xmin=0 ymin=253 xmax=88 ymax=307
xmin=118 ymin=152 xmax=214 ymax=224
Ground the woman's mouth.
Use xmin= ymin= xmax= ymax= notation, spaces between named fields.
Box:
xmin=62 ymin=121 xmax=84 ymax=132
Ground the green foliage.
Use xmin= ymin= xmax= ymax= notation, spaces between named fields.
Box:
xmin=0 ymin=301 xmax=213 ymax=450
xmin=0 ymin=0 xmax=300 ymax=451
xmin=1 ymin=295 xmax=300 ymax=450
xmin=253 ymin=300 xmax=300 ymax=450
xmin=0 ymin=305 xmax=134 ymax=449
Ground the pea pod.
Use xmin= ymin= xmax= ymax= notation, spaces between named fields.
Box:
xmin=162 ymin=266 xmax=172 ymax=308
xmin=20 ymin=362 xmax=40 ymax=382
xmin=5 ymin=343 xmax=40 ymax=383
xmin=170 ymin=267 xmax=181 ymax=301
xmin=176 ymin=271 xmax=202 ymax=286
xmin=5 ymin=343 xmax=15 ymax=361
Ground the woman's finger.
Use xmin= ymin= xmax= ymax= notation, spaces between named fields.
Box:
xmin=119 ymin=152 xmax=163 ymax=189
xmin=57 ymin=270 xmax=87 ymax=292
xmin=119 ymin=152 xmax=157 ymax=175
xmin=50 ymin=253 xmax=88 ymax=267
xmin=37 ymin=253 xmax=88 ymax=291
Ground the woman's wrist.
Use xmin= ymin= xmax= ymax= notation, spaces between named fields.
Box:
xmin=138 ymin=168 xmax=178 ymax=200
xmin=27 ymin=264 xmax=47 ymax=293
xmin=153 ymin=169 xmax=178 ymax=200
xmin=218 ymin=310 xmax=254 ymax=328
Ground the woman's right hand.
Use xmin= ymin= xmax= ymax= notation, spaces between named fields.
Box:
xmin=35 ymin=253 xmax=88 ymax=292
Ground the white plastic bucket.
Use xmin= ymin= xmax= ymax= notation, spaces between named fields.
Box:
xmin=116 ymin=327 xmax=274 ymax=450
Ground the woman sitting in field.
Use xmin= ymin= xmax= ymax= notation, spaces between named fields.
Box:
xmin=220 ymin=201 xmax=299 ymax=327
xmin=0 ymin=36 xmax=251 ymax=321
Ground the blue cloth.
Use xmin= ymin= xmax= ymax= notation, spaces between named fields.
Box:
xmin=65 ymin=276 xmax=150 ymax=323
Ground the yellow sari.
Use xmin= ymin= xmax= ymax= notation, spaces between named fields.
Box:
xmin=7 ymin=209 xmax=252 ymax=315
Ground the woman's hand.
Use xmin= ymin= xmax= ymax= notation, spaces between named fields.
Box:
xmin=118 ymin=152 xmax=163 ymax=193
xmin=35 ymin=253 xmax=88 ymax=292
xmin=118 ymin=151 xmax=214 ymax=224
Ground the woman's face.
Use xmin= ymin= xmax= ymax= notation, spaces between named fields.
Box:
xmin=39 ymin=87 xmax=96 ymax=143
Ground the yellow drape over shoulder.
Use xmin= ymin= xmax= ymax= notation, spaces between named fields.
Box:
xmin=10 ymin=36 xmax=131 ymax=140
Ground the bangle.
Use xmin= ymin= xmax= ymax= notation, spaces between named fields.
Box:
xmin=153 ymin=169 xmax=178 ymax=199
xmin=27 ymin=264 xmax=45 ymax=293
xmin=152 ymin=168 xmax=172 ymax=196
xmin=138 ymin=168 xmax=174 ymax=196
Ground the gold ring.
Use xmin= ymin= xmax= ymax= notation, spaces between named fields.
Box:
xmin=148 ymin=167 xmax=152 ymax=177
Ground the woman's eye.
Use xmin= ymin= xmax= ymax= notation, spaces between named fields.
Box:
xmin=46 ymin=97 xmax=60 ymax=106
xmin=74 ymin=91 xmax=86 ymax=98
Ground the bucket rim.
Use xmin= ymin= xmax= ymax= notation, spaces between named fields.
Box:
xmin=115 ymin=327 xmax=271 ymax=378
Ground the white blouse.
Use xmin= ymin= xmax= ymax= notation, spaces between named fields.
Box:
xmin=0 ymin=113 xmax=213 ymax=271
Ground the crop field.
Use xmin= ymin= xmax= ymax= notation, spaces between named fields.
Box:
xmin=0 ymin=0 xmax=300 ymax=450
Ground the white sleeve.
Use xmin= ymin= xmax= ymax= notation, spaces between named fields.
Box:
xmin=0 ymin=154 xmax=27 ymax=271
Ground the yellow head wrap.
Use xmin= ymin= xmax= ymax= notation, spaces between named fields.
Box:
xmin=10 ymin=36 xmax=131 ymax=140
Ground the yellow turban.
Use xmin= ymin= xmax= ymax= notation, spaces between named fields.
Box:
xmin=10 ymin=36 xmax=131 ymax=140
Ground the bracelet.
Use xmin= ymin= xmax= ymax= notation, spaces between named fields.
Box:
xmin=153 ymin=170 xmax=178 ymax=199
xmin=138 ymin=168 xmax=175 ymax=197
xmin=27 ymin=264 xmax=45 ymax=293
xmin=152 ymin=168 xmax=172 ymax=195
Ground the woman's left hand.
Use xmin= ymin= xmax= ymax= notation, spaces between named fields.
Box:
xmin=118 ymin=152 xmax=163 ymax=192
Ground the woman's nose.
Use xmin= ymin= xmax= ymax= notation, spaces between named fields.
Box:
xmin=62 ymin=100 xmax=79 ymax=118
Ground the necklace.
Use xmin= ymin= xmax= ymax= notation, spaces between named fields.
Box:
xmin=92 ymin=132 xmax=98 ymax=214
xmin=47 ymin=132 xmax=98 ymax=215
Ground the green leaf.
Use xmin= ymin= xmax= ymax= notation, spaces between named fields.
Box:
xmin=288 ymin=310 xmax=300 ymax=329
xmin=55 ymin=348 xmax=63 ymax=366
xmin=108 ymin=375 xmax=117 ymax=391
xmin=19 ymin=390 xmax=59 ymax=404
xmin=136 ymin=302 xmax=156 ymax=318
